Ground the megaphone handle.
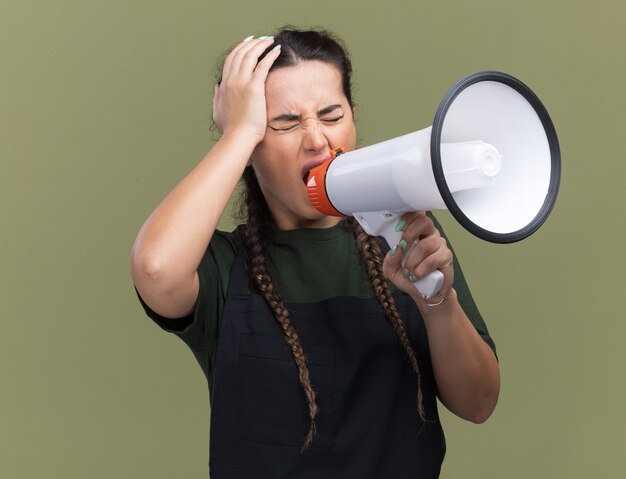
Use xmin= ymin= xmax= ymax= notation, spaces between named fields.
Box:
xmin=353 ymin=212 xmax=445 ymax=298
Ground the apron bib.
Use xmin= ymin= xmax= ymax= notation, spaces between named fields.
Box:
xmin=209 ymin=248 xmax=445 ymax=478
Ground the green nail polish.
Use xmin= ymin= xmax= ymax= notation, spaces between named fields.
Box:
xmin=243 ymin=35 xmax=254 ymax=42
xmin=400 ymin=239 xmax=408 ymax=252
xmin=390 ymin=245 xmax=398 ymax=256
xmin=403 ymin=268 xmax=410 ymax=279
xmin=409 ymin=275 xmax=417 ymax=282
xmin=395 ymin=219 xmax=407 ymax=232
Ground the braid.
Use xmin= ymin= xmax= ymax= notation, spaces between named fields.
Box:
xmin=346 ymin=218 xmax=427 ymax=422
xmin=241 ymin=167 xmax=319 ymax=449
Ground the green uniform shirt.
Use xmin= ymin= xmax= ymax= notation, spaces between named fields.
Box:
xmin=137 ymin=215 xmax=496 ymax=394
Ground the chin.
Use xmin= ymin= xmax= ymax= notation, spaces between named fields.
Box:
xmin=288 ymin=206 xmax=342 ymax=230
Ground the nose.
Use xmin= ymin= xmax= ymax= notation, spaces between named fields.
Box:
xmin=301 ymin=120 xmax=328 ymax=154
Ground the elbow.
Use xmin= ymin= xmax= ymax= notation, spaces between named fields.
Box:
xmin=442 ymin=389 xmax=500 ymax=425
xmin=130 ymin=247 xmax=167 ymax=287
xmin=468 ymin=404 xmax=496 ymax=424
xmin=468 ymin=383 xmax=500 ymax=424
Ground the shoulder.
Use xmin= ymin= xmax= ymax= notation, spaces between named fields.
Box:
xmin=211 ymin=225 xmax=244 ymax=251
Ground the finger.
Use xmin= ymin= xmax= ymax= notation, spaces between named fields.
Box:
xmin=382 ymin=212 xmax=430 ymax=281
xmin=251 ymin=43 xmax=282 ymax=84
xmin=401 ymin=211 xmax=436 ymax=241
xmin=222 ymin=36 xmax=267 ymax=83
xmin=413 ymin=237 xmax=454 ymax=280
xmin=382 ymin=239 xmax=407 ymax=283
xmin=402 ymin=234 xmax=441 ymax=272
xmin=221 ymin=35 xmax=255 ymax=84
xmin=234 ymin=40 xmax=276 ymax=85
xmin=212 ymin=84 xmax=222 ymax=132
xmin=227 ymin=37 xmax=275 ymax=82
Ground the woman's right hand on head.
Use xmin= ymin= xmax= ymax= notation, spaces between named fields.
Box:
xmin=212 ymin=36 xmax=281 ymax=144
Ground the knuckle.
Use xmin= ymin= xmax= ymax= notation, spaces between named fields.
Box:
xmin=242 ymin=49 xmax=259 ymax=61
xmin=416 ymin=236 xmax=435 ymax=254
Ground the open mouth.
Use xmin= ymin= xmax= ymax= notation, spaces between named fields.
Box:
xmin=302 ymin=156 xmax=329 ymax=186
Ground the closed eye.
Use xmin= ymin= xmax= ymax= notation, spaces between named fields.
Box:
xmin=268 ymin=113 xmax=345 ymax=132
xmin=268 ymin=124 xmax=298 ymax=132
xmin=321 ymin=114 xmax=344 ymax=124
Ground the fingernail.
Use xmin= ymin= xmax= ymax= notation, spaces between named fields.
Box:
xmin=390 ymin=244 xmax=398 ymax=256
xmin=260 ymin=36 xmax=274 ymax=41
xmin=271 ymin=44 xmax=281 ymax=52
xmin=395 ymin=219 xmax=407 ymax=232
xmin=409 ymin=275 xmax=417 ymax=282
xmin=403 ymin=268 xmax=410 ymax=279
xmin=400 ymin=239 xmax=408 ymax=252
xmin=243 ymin=35 xmax=254 ymax=42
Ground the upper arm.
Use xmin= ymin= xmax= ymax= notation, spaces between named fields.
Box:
xmin=131 ymin=228 xmax=238 ymax=324
xmin=132 ymin=268 xmax=200 ymax=320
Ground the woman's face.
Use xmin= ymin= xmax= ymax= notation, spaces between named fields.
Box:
xmin=250 ymin=60 xmax=356 ymax=230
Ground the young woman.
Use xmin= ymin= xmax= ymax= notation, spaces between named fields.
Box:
xmin=131 ymin=28 xmax=500 ymax=478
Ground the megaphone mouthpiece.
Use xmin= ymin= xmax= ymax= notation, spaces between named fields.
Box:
xmin=306 ymin=156 xmax=346 ymax=217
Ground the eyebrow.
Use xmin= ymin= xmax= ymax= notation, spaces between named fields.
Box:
xmin=269 ymin=104 xmax=343 ymax=122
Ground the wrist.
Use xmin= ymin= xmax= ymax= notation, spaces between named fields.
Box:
xmin=414 ymin=288 xmax=457 ymax=314
xmin=221 ymin=125 xmax=264 ymax=149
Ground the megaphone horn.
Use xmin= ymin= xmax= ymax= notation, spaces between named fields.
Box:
xmin=306 ymin=71 xmax=561 ymax=299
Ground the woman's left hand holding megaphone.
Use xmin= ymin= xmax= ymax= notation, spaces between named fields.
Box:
xmin=382 ymin=211 xmax=454 ymax=307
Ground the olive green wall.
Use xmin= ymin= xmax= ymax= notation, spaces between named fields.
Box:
xmin=2 ymin=0 xmax=624 ymax=477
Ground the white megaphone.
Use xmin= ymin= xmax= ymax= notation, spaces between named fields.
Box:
xmin=306 ymin=71 xmax=561 ymax=299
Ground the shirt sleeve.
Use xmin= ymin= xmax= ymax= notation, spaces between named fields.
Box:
xmin=134 ymin=230 xmax=238 ymax=376
xmin=428 ymin=213 xmax=497 ymax=358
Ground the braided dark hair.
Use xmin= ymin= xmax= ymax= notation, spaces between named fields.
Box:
xmin=237 ymin=28 xmax=425 ymax=448
xmin=346 ymin=217 xmax=426 ymax=420
xmin=241 ymin=167 xmax=319 ymax=448
xmin=241 ymin=169 xmax=426 ymax=448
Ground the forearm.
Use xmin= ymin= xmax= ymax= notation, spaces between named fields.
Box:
xmin=418 ymin=289 xmax=500 ymax=423
xmin=130 ymin=130 xmax=256 ymax=291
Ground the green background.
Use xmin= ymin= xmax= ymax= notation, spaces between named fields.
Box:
xmin=2 ymin=0 xmax=624 ymax=477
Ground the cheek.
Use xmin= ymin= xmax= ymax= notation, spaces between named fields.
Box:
xmin=256 ymin=135 xmax=298 ymax=158
xmin=338 ymin=124 xmax=357 ymax=150
xmin=251 ymin=141 xmax=294 ymax=184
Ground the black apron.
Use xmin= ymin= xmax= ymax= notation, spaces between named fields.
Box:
xmin=209 ymin=248 xmax=445 ymax=478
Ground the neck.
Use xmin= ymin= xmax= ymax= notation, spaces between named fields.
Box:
xmin=273 ymin=214 xmax=343 ymax=231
